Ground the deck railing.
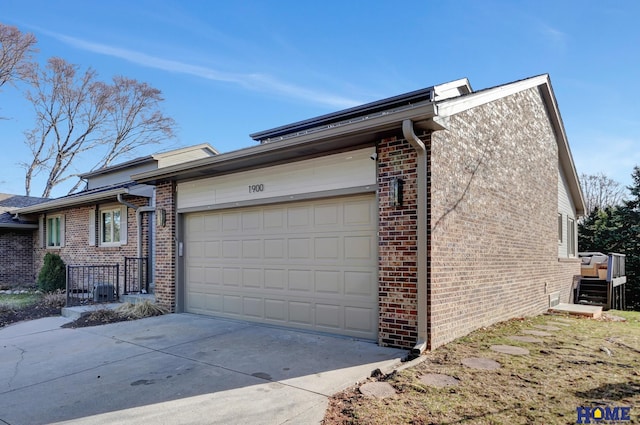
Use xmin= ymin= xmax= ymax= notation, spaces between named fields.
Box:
xmin=66 ymin=264 xmax=120 ymax=307
xmin=607 ymin=253 xmax=626 ymax=281
xmin=608 ymin=253 xmax=626 ymax=310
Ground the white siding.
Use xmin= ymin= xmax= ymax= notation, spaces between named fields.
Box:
xmin=558 ymin=167 xmax=577 ymax=258
xmin=177 ymin=148 xmax=376 ymax=210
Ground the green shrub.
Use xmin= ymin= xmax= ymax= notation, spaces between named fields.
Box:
xmin=37 ymin=253 xmax=66 ymax=292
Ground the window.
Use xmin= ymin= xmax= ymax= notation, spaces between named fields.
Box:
xmin=100 ymin=207 xmax=124 ymax=246
xmin=567 ymin=217 xmax=576 ymax=257
xmin=46 ymin=215 xmax=64 ymax=248
xmin=558 ymin=213 xmax=563 ymax=243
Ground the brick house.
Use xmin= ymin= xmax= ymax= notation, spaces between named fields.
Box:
xmin=15 ymin=145 xmax=217 ymax=293
xmin=15 ymin=74 xmax=584 ymax=351
xmin=126 ymin=74 xmax=585 ymax=351
xmin=0 ymin=194 xmax=49 ymax=288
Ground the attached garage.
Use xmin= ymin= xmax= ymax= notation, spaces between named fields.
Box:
xmin=183 ymin=195 xmax=378 ymax=339
xmin=176 ymin=148 xmax=379 ymax=339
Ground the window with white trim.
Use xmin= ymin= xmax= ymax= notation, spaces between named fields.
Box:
xmin=567 ymin=217 xmax=576 ymax=257
xmin=46 ymin=215 xmax=64 ymax=248
xmin=100 ymin=207 xmax=125 ymax=246
xmin=558 ymin=213 xmax=563 ymax=243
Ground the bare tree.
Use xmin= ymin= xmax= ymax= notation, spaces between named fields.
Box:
xmin=580 ymin=172 xmax=626 ymax=215
xmin=0 ymin=23 xmax=36 ymax=90
xmin=21 ymin=58 xmax=175 ymax=197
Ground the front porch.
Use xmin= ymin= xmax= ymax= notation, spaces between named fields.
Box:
xmin=64 ymin=256 xmax=153 ymax=308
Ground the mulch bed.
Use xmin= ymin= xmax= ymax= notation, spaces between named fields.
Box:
xmin=61 ymin=309 xmax=134 ymax=328
xmin=0 ymin=302 xmax=61 ymax=328
xmin=1 ymin=301 xmax=135 ymax=329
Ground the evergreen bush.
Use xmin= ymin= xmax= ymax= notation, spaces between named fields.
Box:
xmin=37 ymin=253 xmax=66 ymax=292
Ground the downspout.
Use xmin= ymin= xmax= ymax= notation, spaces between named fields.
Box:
xmin=402 ymin=119 xmax=428 ymax=356
xmin=117 ymin=193 xmax=155 ymax=259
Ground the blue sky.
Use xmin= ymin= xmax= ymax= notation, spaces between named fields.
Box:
xmin=1 ymin=0 xmax=639 ymax=198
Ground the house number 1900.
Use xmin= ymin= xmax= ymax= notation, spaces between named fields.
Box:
xmin=248 ymin=184 xmax=264 ymax=193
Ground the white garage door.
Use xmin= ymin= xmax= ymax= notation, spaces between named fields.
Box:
xmin=184 ymin=194 xmax=378 ymax=340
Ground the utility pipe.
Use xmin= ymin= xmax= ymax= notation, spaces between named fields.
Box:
xmin=402 ymin=119 xmax=428 ymax=355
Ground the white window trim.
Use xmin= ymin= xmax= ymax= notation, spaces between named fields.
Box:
xmin=557 ymin=213 xmax=563 ymax=244
xmin=99 ymin=205 xmax=127 ymax=247
xmin=46 ymin=214 xmax=65 ymax=249
xmin=567 ymin=216 xmax=576 ymax=257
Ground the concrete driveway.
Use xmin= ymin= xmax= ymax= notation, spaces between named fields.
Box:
xmin=0 ymin=313 xmax=406 ymax=424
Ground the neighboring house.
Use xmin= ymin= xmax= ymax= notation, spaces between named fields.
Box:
xmin=121 ymin=74 xmax=586 ymax=351
xmin=15 ymin=144 xmax=218 ymax=293
xmin=0 ymin=194 xmax=49 ymax=287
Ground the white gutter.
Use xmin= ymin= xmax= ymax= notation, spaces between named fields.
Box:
xmin=117 ymin=193 xmax=155 ymax=258
xmin=402 ymin=119 xmax=428 ymax=355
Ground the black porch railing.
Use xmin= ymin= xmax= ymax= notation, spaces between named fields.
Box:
xmin=66 ymin=264 xmax=119 ymax=306
xmin=124 ymin=257 xmax=149 ymax=294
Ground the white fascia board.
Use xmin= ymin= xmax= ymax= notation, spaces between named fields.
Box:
xmin=435 ymin=75 xmax=550 ymax=117
xmin=152 ymin=143 xmax=219 ymax=159
xmin=433 ymin=78 xmax=472 ymax=100
xmin=15 ymin=187 xmax=134 ymax=215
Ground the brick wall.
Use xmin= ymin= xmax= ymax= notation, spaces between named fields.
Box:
xmin=154 ymin=181 xmax=176 ymax=312
xmin=427 ymin=87 xmax=581 ymax=349
xmin=0 ymin=230 xmax=35 ymax=287
xmin=32 ymin=197 xmax=150 ymax=293
xmin=377 ymin=136 xmax=421 ymax=348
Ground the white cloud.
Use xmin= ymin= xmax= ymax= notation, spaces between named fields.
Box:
xmin=46 ymin=31 xmax=363 ymax=110
xmin=538 ymin=23 xmax=568 ymax=51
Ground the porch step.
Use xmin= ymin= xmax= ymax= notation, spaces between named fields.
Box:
xmin=548 ymin=303 xmax=602 ymax=319
xmin=121 ymin=293 xmax=156 ymax=304
xmin=61 ymin=303 xmax=122 ymax=320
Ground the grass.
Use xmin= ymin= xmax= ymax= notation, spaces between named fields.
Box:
xmin=0 ymin=292 xmax=42 ymax=310
xmin=324 ymin=311 xmax=640 ymax=425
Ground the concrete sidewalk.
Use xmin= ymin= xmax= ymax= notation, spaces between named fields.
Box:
xmin=0 ymin=313 xmax=406 ymax=424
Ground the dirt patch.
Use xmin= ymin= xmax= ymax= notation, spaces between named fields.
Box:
xmin=0 ymin=301 xmax=61 ymax=328
xmin=323 ymin=313 xmax=640 ymax=424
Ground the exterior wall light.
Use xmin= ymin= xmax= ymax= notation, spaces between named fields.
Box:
xmin=392 ymin=178 xmax=404 ymax=207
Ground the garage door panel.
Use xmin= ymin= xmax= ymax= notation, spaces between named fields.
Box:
xmin=316 ymin=304 xmax=341 ymax=329
xmin=345 ymin=271 xmax=374 ymax=296
xmin=222 ymin=268 xmax=241 ymax=286
xmin=315 ymin=270 xmax=341 ymax=294
xmin=204 ymin=267 xmax=221 ymax=285
xmin=204 ymin=241 xmax=221 ymax=258
xmin=315 ymin=237 xmax=339 ymax=259
xmin=185 ymin=195 xmax=377 ymax=340
xmin=344 ymin=236 xmax=373 ymax=259
xmin=243 ymin=297 xmax=263 ymax=317
xmin=314 ymin=203 xmax=339 ymax=226
xmin=242 ymin=239 xmax=261 ymax=258
xmin=345 ymin=307 xmax=375 ymax=332
xmin=264 ymin=269 xmax=286 ymax=290
xmin=288 ymin=269 xmax=312 ymax=292
xmin=222 ymin=240 xmax=240 ymax=258
xmin=241 ymin=211 xmax=261 ymax=230
xmin=223 ymin=295 xmax=242 ymax=314
xmin=287 ymin=206 xmax=311 ymax=227
xmin=289 ymin=301 xmax=312 ymax=324
xmin=264 ymin=239 xmax=285 ymax=258
xmin=242 ymin=268 xmax=262 ymax=288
